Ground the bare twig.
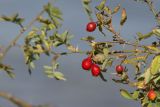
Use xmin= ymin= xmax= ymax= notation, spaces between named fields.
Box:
xmin=0 ymin=91 xmax=32 ymax=107
xmin=146 ymin=0 xmax=160 ymax=25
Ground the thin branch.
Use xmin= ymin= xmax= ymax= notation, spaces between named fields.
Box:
xmin=146 ymin=0 xmax=160 ymax=25
xmin=1 ymin=9 xmax=45 ymax=61
xmin=0 ymin=91 xmax=32 ymax=107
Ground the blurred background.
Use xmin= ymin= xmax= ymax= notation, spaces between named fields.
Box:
xmin=0 ymin=0 xmax=159 ymax=107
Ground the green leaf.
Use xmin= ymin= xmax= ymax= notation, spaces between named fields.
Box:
xmin=52 ymin=41 xmax=63 ymax=47
xmin=101 ymin=59 xmax=108 ymax=70
xmin=44 ymin=70 xmax=53 ymax=74
xmin=47 ymin=73 xmax=55 ymax=78
xmin=44 ymin=65 xmax=52 ymax=70
xmin=6 ymin=70 xmax=15 ymax=78
xmin=147 ymin=103 xmax=153 ymax=107
xmin=96 ymin=0 xmax=107 ymax=11
xmin=120 ymin=89 xmax=133 ymax=100
xmin=132 ymin=91 xmax=139 ymax=100
xmin=144 ymin=68 xmax=152 ymax=84
xmin=53 ymin=72 xmax=66 ymax=81
xmin=137 ymin=32 xmax=153 ymax=41
xmin=103 ymin=48 xmax=109 ymax=57
xmin=155 ymin=102 xmax=160 ymax=107
xmin=81 ymin=36 xmax=95 ymax=41
xmin=150 ymin=55 xmax=160 ymax=75
xmin=29 ymin=62 xmax=35 ymax=69
xmin=142 ymin=96 xmax=149 ymax=107
xmin=0 ymin=63 xmax=15 ymax=78
xmin=44 ymin=3 xmax=62 ymax=28
xmin=82 ymin=0 xmax=93 ymax=21
xmin=0 ymin=13 xmax=24 ymax=25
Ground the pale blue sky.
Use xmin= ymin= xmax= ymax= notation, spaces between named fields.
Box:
xmin=0 ymin=0 xmax=159 ymax=107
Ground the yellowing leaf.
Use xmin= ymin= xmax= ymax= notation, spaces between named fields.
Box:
xmin=112 ymin=4 xmax=120 ymax=14
xmin=96 ymin=13 xmax=104 ymax=24
xmin=104 ymin=6 xmax=111 ymax=15
xmin=131 ymin=81 xmax=146 ymax=89
xmin=152 ymin=28 xmax=160 ymax=37
xmin=120 ymin=89 xmax=133 ymax=100
xmin=123 ymin=56 xmax=146 ymax=64
xmin=120 ymin=8 xmax=127 ymax=26
xmin=150 ymin=55 xmax=160 ymax=75
xmin=146 ymin=46 xmax=160 ymax=52
xmin=66 ymin=45 xmax=79 ymax=53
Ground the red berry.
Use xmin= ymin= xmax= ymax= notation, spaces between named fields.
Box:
xmin=86 ymin=22 xmax=97 ymax=32
xmin=116 ymin=65 xmax=124 ymax=74
xmin=91 ymin=64 xmax=100 ymax=77
xmin=82 ymin=57 xmax=92 ymax=70
xmin=147 ymin=90 xmax=157 ymax=101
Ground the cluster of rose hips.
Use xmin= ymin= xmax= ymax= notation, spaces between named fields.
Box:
xmin=86 ymin=22 xmax=158 ymax=101
xmin=81 ymin=56 xmax=125 ymax=77
xmin=82 ymin=56 xmax=101 ymax=77
xmin=83 ymin=22 xmax=100 ymax=76
xmin=84 ymin=22 xmax=125 ymax=76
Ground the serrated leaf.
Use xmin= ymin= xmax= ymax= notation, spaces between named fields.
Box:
xmin=120 ymin=89 xmax=133 ymax=100
xmin=44 ymin=70 xmax=53 ymax=74
xmin=104 ymin=6 xmax=111 ymax=15
xmin=81 ymin=36 xmax=95 ymax=41
xmin=152 ymin=28 xmax=160 ymax=37
xmin=30 ymin=62 xmax=35 ymax=69
xmin=146 ymin=46 xmax=160 ymax=52
xmin=6 ymin=70 xmax=15 ymax=78
xmin=137 ymin=32 xmax=153 ymax=41
xmin=53 ymin=72 xmax=66 ymax=81
xmin=66 ymin=44 xmax=79 ymax=53
xmin=150 ymin=55 xmax=160 ymax=75
xmin=0 ymin=63 xmax=15 ymax=78
xmin=96 ymin=0 xmax=107 ymax=11
xmin=0 ymin=13 xmax=24 ymax=25
xmin=47 ymin=73 xmax=55 ymax=78
xmin=147 ymin=103 xmax=153 ymax=107
xmin=52 ymin=41 xmax=63 ymax=47
xmin=132 ymin=91 xmax=139 ymax=100
xmin=142 ymin=96 xmax=149 ymax=106
xmin=120 ymin=8 xmax=127 ymax=26
xmin=144 ymin=68 xmax=152 ymax=84
xmin=44 ymin=3 xmax=62 ymax=28
xmin=103 ymin=48 xmax=109 ymax=56
xmin=82 ymin=0 xmax=93 ymax=21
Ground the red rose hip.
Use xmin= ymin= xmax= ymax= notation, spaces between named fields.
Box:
xmin=86 ymin=22 xmax=97 ymax=32
xmin=82 ymin=57 xmax=92 ymax=70
xmin=116 ymin=65 xmax=124 ymax=74
xmin=147 ymin=90 xmax=157 ymax=101
xmin=91 ymin=64 xmax=100 ymax=77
